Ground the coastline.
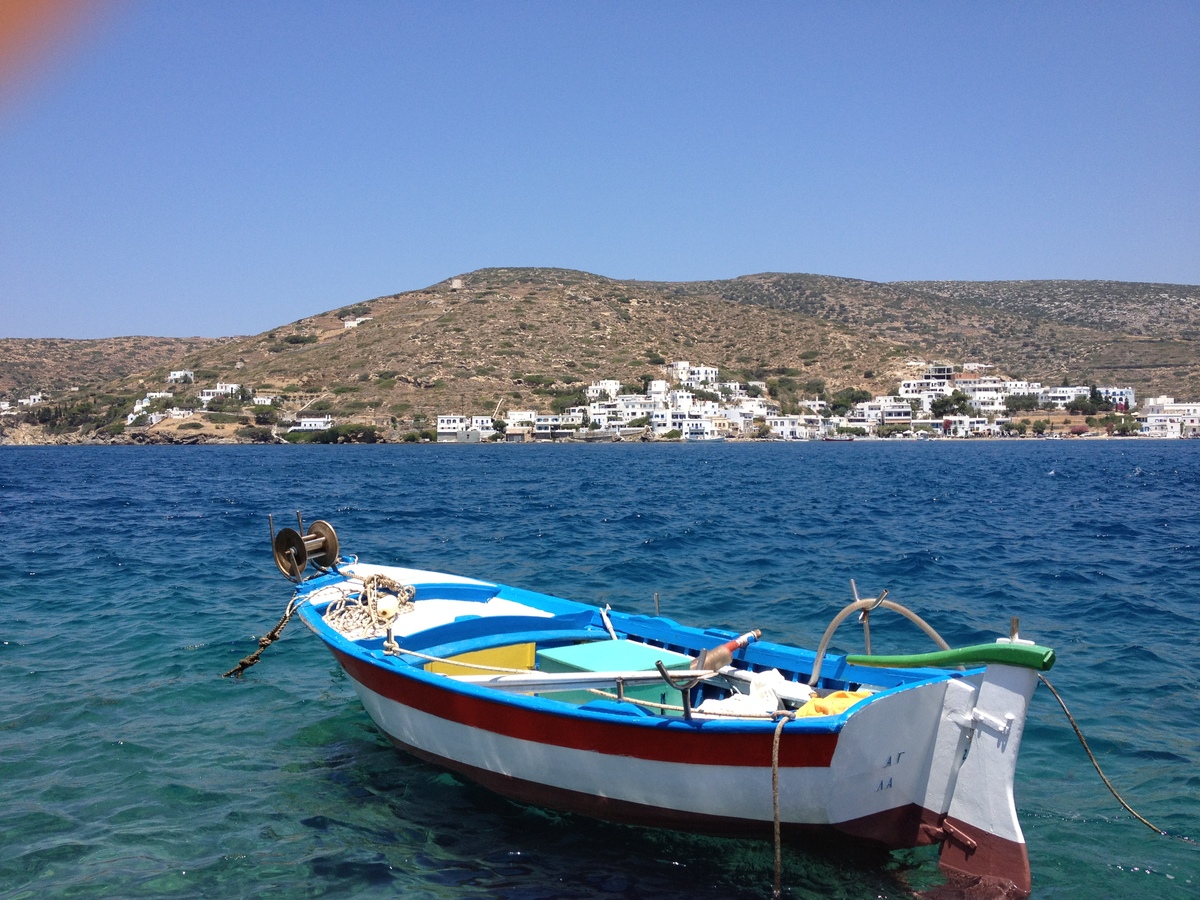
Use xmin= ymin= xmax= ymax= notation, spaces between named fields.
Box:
xmin=0 ymin=421 xmax=1187 ymax=447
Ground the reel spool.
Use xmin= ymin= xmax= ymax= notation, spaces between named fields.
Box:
xmin=272 ymin=516 xmax=339 ymax=581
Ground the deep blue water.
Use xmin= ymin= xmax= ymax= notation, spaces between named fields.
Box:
xmin=1 ymin=442 xmax=1198 ymax=899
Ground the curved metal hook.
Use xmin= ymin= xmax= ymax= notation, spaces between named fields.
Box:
xmin=655 ymin=661 xmax=710 ymax=720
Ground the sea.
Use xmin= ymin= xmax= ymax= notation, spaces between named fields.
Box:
xmin=1 ymin=441 xmax=1198 ymax=899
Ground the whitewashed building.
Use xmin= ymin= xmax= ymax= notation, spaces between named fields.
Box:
xmin=1098 ymin=386 xmax=1136 ymax=410
xmin=939 ymin=415 xmax=993 ymax=437
xmin=1037 ymin=386 xmax=1090 ymax=409
xmin=503 ymin=409 xmax=537 ymax=428
xmin=848 ymin=396 xmax=914 ymax=431
xmin=586 ymin=380 xmax=621 ymax=401
xmin=1138 ymin=397 xmax=1200 ymax=437
xmin=898 ymin=378 xmax=952 ymax=412
xmin=664 ymin=361 xmax=719 ymax=388
xmin=436 ymin=415 xmax=468 ymax=441
xmin=290 ymin=415 xmax=334 ymax=432
xmin=198 ymin=383 xmax=241 ymax=405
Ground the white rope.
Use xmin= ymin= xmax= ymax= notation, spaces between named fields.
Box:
xmin=323 ymin=574 xmax=415 ymax=640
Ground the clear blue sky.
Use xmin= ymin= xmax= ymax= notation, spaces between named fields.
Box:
xmin=2 ymin=1 xmax=1197 ymax=339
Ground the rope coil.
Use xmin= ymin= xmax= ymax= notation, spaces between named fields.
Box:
xmin=324 ymin=575 xmax=415 ymax=640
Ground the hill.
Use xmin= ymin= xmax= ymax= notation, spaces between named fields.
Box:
xmin=0 ymin=336 xmax=230 ymax=397
xmin=2 ymin=269 xmax=1198 ymax=441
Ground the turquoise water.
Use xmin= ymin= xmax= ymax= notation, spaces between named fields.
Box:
xmin=1 ymin=442 xmax=1198 ymax=898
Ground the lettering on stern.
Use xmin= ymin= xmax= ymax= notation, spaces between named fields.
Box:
xmin=875 ymin=750 xmax=905 ymax=792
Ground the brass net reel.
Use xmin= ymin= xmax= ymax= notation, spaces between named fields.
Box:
xmin=271 ymin=514 xmax=339 ymax=582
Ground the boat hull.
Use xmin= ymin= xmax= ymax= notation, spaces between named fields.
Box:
xmin=294 ymin=564 xmax=1040 ymax=897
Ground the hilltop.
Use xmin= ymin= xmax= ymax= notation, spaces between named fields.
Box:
xmin=2 ymin=268 xmax=1198 ymax=442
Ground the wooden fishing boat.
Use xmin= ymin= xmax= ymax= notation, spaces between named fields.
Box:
xmin=262 ymin=518 xmax=1055 ymax=898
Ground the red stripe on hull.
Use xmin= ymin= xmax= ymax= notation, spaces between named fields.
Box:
xmin=333 ymin=647 xmax=839 ymax=768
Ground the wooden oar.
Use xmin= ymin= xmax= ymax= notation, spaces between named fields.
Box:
xmin=449 ymin=669 xmax=719 ymax=694
xmin=845 ymin=642 xmax=1056 ymax=671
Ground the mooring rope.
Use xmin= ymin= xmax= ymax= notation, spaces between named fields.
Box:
xmin=1038 ymin=674 xmax=1195 ymax=843
xmin=223 ymin=596 xmax=299 ymax=678
xmin=771 ymin=710 xmax=796 ymax=899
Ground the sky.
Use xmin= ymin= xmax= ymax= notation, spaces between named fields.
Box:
xmin=1 ymin=1 xmax=1197 ymax=339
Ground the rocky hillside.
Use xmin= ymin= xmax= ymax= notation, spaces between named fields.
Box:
xmin=2 ymin=269 xmax=1198 ymax=441
xmin=0 ymin=336 xmax=229 ymax=396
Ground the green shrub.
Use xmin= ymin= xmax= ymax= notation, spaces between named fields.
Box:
xmin=236 ymin=426 xmax=276 ymax=443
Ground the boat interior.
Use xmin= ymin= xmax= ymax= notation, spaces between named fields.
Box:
xmin=298 ymin=565 xmax=969 ymax=724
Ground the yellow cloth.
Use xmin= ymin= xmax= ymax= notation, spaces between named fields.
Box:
xmin=794 ymin=689 xmax=872 ymax=718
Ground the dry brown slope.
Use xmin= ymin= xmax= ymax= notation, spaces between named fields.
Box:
xmin=8 ymin=269 xmax=1200 ymax=424
xmin=144 ymin=268 xmax=902 ymax=424
xmin=0 ymin=336 xmax=229 ymax=396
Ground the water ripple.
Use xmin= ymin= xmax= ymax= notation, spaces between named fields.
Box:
xmin=1 ymin=442 xmax=1198 ymax=897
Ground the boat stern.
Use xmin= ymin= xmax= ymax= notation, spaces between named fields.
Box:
xmin=934 ymin=661 xmax=1041 ymax=898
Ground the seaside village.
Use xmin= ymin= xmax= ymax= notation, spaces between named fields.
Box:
xmin=431 ymin=360 xmax=1197 ymax=442
xmin=5 ymin=359 xmax=1200 ymax=442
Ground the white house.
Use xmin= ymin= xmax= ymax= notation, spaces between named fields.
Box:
xmin=585 ymin=380 xmax=622 ymax=401
xmin=167 ymin=370 xmax=194 ymax=383
xmin=939 ymin=415 xmax=992 ymax=437
xmin=503 ymin=409 xmax=537 ymax=428
xmin=848 ymin=396 xmax=913 ymax=431
xmin=956 ymin=378 xmax=1008 ymax=415
xmin=615 ymin=394 xmax=657 ymax=423
xmin=534 ymin=414 xmax=563 ymax=437
xmin=469 ymin=415 xmax=496 ymax=435
xmin=560 ymin=407 xmax=588 ymax=428
xmin=1098 ymin=386 xmax=1136 ymax=410
xmin=127 ymin=411 xmax=166 ymax=427
xmin=1138 ymin=397 xmax=1200 ymax=437
xmin=587 ymin=400 xmax=620 ymax=430
xmin=898 ymin=378 xmax=952 ymax=412
xmin=1038 ymin=386 xmax=1090 ymax=409
xmin=664 ymin=361 xmax=719 ymax=388
xmin=290 ymin=415 xmax=334 ymax=432
xmin=198 ymin=383 xmax=241 ymax=405
xmin=646 ymin=379 xmax=670 ymax=403
xmin=651 ymin=409 xmax=715 ymax=438
xmin=436 ymin=415 xmax=468 ymax=441
xmin=343 ymin=316 xmax=373 ymax=329
xmin=766 ymin=415 xmax=814 ymax=440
